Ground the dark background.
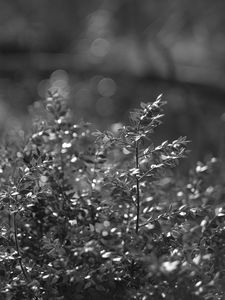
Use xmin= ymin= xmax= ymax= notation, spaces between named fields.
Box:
xmin=0 ymin=0 xmax=225 ymax=165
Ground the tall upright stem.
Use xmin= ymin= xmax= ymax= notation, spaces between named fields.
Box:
xmin=130 ymin=135 xmax=141 ymax=278
xmin=135 ymin=139 xmax=140 ymax=234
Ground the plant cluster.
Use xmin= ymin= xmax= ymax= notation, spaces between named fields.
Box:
xmin=0 ymin=92 xmax=224 ymax=299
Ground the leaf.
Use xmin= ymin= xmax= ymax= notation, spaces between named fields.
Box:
xmin=89 ymin=224 xmax=95 ymax=232
xmin=101 ymin=251 xmax=112 ymax=258
xmin=130 ymin=168 xmax=140 ymax=176
xmin=135 ymin=134 xmax=144 ymax=142
xmin=161 ymin=260 xmax=179 ymax=273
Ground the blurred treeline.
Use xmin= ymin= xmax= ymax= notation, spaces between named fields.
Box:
xmin=0 ymin=0 xmax=225 ymax=164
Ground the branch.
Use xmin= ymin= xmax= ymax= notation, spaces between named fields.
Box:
xmin=135 ymin=142 xmax=140 ymax=235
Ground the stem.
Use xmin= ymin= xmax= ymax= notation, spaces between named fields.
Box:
xmin=130 ymin=132 xmax=141 ymax=278
xmin=135 ymin=122 xmax=142 ymax=235
xmin=58 ymin=146 xmax=68 ymax=212
xmin=13 ymin=212 xmax=30 ymax=282
xmin=135 ymin=141 xmax=140 ymax=234
xmin=138 ymin=167 xmax=153 ymax=182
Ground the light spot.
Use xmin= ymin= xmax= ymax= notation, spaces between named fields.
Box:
xmin=97 ymin=78 xmax=117 ymax=97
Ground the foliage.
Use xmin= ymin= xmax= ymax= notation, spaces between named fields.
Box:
xmin=0 ymin=91 xmax=224 ymax=300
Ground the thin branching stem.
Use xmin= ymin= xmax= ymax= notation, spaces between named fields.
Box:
xmin=135 ymin=141 xmax=140 ymax=234
xmin=131 ymin=124 xmax=141 ymax=278
xmin=135 ymin=123 xmax=141 ymax=235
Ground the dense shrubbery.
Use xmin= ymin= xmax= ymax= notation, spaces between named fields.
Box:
xmin=0 ymin=92 xmax=224 ymax=299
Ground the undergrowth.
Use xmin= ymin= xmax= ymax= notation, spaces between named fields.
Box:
xmin=0 ymin=92 xmax=224 ymax=299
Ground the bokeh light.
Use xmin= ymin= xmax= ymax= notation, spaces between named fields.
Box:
xmin=90 ymin=38 xmax=110 ymax=59
xmin=0 ymin=1 xmax=224 ymax=161
xmin=97 ymin=77 xmax=117 ymax=97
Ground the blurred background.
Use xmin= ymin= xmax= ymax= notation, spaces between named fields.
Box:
xmin=0 ymin=0 xmax=225 ymax=165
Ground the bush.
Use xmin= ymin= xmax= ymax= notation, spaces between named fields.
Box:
xmin=0 ymin=91 xmax=224 ymax=299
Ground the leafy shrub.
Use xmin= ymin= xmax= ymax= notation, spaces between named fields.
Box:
xmin=0 ymin=91 xmax=224 ymax=299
